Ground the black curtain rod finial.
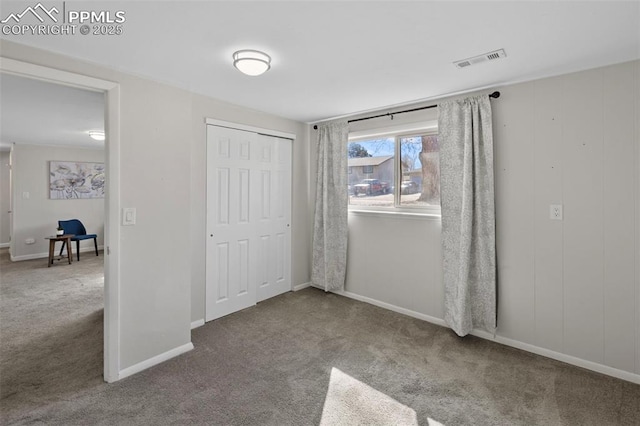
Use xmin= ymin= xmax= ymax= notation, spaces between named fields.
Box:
xmin=313 ymin=91 xmax=500 ymax=130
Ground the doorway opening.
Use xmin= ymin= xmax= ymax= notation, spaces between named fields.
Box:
xmin=0 ymin=58 xmax=121 ymax=385
xmin=0 ymin=73 xmax=105 ymax=410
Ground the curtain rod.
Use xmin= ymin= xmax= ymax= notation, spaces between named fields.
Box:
xmin=312 ymin=91 xmax=500 ymax=130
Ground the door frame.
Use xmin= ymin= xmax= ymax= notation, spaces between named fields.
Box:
xmin=204 ymin=118 xmax=295 ymax=321
xmin=0 ymin=57 xmax=122 ymax=383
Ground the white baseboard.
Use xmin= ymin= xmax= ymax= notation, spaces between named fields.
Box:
xmin=191 ymin=319 xmax=205 ymax=329
xmin=293 ymin=282 xmax=312 ymax=291
xmin=118 ymin=342 xmax=194 ymax=381
xmin=10 ymin=245 xmax=105 ymax=262
xmin=469 ymin=329 xmax=640 ymax=385
xmin=329 ymin=287 xmax=448 ymax=328
xmin=0 ymin=242 xmax=9 ymax=248
xmin=326 ymin=288 xmax=640 ymax=385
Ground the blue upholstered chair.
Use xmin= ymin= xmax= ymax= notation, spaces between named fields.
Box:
xmin=58 ymin=219 xmax=98 ymax=261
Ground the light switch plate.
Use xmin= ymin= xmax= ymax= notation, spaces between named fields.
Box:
xmin=122 ymin=208 xmax=136 ymax=226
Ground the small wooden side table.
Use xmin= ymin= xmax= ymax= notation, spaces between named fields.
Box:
xmin=46 ymin=234 xmax=74 ymax=267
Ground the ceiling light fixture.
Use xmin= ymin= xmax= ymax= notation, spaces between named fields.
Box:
xmin=232 ymin=50 xmax=271 ymax=76
xmin=88 ymin=131 xmax=105 ymax=141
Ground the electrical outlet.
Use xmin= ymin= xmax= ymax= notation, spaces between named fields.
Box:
xmin=25 ymin=238 xmax=35 ymax=244
xmin=550 ymin=204 xmax=563 ymax=220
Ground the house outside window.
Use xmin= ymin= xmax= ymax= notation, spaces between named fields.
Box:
xmin=347 ymin=132 xmax=440 ymax=212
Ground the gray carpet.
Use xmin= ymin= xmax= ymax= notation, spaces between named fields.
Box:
xmin=1 ymin=247 xmax=638 ymax=425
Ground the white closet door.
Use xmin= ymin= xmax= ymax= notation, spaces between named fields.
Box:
xmin=206 ymin=125 xmax=291 ymax=322
xmin=255 ymin=134 xmax=292 ymax=302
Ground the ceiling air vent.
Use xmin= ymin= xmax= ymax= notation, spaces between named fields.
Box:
xmin=454 ymin=49 xmax=506 ymax=69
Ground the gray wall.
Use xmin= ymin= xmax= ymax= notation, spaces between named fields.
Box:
xmin=492 ymin=61 xmax=638 ymax=374
xmin=11 ymin=144 xmax=104 ymax=259
xmin=0 ymin=151 xmax=10 ymax=246
xmin=333 ymin=60 xmax=640 ymax=380
xmin=0 ymin=39 xmax=310 ymax=372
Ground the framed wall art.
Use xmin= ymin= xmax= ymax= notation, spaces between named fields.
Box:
xmin=49 ymin=161 xmax=105 ymax=199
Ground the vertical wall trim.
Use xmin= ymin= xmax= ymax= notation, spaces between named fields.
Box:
xmin=601 ymin=70 xmax=606 ymax=364
xmin=635 ymin=61 xmax=640 ymax=375
xmin=560 ymin=74 xmax=566 ymax=355
xmin=104 ymin=84 xmax=121 ymax=382
xmin=532 ymin=81 xmax=538 ymax=345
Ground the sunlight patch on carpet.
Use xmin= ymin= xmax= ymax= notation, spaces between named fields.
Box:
xmin=319 ymin=367 xmax=435 ymax=426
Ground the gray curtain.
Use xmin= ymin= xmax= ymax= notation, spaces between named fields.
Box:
xmin=311 ymin=121 xmax=349 ymax=291
xmin=438 ymin=94 xmax=497 ymax=337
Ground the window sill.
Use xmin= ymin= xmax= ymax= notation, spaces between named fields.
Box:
xmin=348 ymin=209 xmax=441 ymax=221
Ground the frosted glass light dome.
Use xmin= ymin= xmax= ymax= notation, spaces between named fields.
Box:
xmin=233 ymin=50 xmax=271 ymax=76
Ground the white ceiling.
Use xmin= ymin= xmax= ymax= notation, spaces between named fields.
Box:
xmin=1 ymin=1 xmax=639 ymax=124
xmin=0 ymin=73 xmax=104 ymax=150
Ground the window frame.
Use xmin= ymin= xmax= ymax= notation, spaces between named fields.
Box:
xmin=348 ymin=125 xmax=441 ymax=216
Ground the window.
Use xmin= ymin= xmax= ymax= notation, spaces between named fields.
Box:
xmin=399 ymin=134 xmax=440 ymax=207
xmin=347 ymin=132 xmax=440 ymax=211
xmin=348 ymin=138 xmax=395 ymax=208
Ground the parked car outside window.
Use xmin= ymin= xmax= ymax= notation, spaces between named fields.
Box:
xmin=400 ymin=180 xmax=418 ymax=194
